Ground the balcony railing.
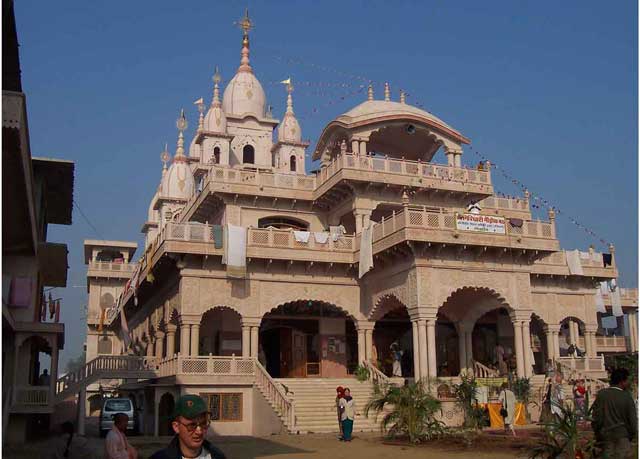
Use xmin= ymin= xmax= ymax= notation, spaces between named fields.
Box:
xmin=479 ymin=196 xmax=529 ymax=213
xmin=535 ymin=250 xmax=615 ymax=271
xmin=248 ymin=227 xmax=355 ymax=252
xmin=316 ymin=153 xmax=491 ymax=188
xmin=14 ymin=386 xmax=49 ymax=406
xmin=88 ymin=261 xmax=137 ymax=272
xmin=155 ymin=355 xmax=255 ymax=378
xmin=211 ymin=166 xmax=316 ymax=192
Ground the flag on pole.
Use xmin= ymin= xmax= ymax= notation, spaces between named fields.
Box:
xmin=193 ymin=97 xmax=204 ymax=106
xmin=280 ymin=77 xmax=291 ymax=86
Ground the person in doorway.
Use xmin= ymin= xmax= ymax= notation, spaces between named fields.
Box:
xmin=335 ymin=386 xmax=345 ymax=439
xmin=104 ymin=413 xmax=138 ymax=459
xmin=591 ymin=368 xmax=637 ymax=459
xmin=150 ymin=394 xmax=226 ymax=459
xmin=339 ymin=388 xmax=356 ymax=442
xmin=390 ymin=342 xmax=403 ymax=377
xmin=38 ymin=369 xmax=50 ymax=386
xmin=499 ymin=383 xmax=517 ymax=436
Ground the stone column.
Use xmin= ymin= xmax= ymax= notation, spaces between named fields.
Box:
xmin=418 ymin=320 xmax=428 ymax=381
xmin=513 ymin=320 xmax=525 ymax=378
xmin=146 ymin=339 xmax=155 ymax=357
xmin=426 ymin=319 xmax=437 ymax=378
xmin=364 ymin=329 xmax=373 ymax=362
xmin=77 ymin=388 xmax=86 ymax=435
xmin=544 ymin=325 xmax=556 ymax=361
xmin=351 ymin=139 xmax=359 ymax=155
xmin=522 ymin=321 xmax=533 ymax=377
xmin=554 ymin=329 xmax=561 ymax=360
xmin=190 ymin=324 xmax=200 ymax=357
xmin=242 ymin=325 xmax=251 ymax=358
xmin=584 ymin=331 xmax=594 ymax=357
xmin=412 ymin=321 xmax=420 ymax=379
xmin=180 ymin=324 xmax=191 ymax=356
xmin=165 ymin=325 xmax=177 ymax=357
xmin=457 ymin=326 xmax=467 ymax=373
xmin=629 ymin=313 xmax=638 ymax=353
xmin=568 ymin=321 xmax=577 ymax=346
xmin=454 ymin=153 xmax=462 ymax=167
xmin=445 ymin=151 xmax=455 ymax=166
xmin=155 ymin=331 xmax=165 ymax=358
xmin=359 ymin=141 xmax=368 ymax=156
xmin=357 ymin=329 xmax=366 ymax=364
xmin=465 ymin=330 xmax=473 ymax=367
xmin=250 ymin=326 xmax=259 ymax=358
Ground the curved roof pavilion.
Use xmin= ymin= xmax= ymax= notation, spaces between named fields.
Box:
xmin=313 ymin=93 xmax=471 ymax=165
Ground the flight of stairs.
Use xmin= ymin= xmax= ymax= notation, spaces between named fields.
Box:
xmin=275 ymin=378 xmax=382 ymax=434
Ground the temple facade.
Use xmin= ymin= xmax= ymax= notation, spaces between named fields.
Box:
xmin=77 ymin=12 xmax=637 ymax=436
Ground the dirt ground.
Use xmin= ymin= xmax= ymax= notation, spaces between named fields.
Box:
xmin=4 ymin=431 xmax=530 ymax=459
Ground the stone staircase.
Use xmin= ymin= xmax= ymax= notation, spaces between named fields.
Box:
xmin=275 ymin=378 xmax=382 ymax=434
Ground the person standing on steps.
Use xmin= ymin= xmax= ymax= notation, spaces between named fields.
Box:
xmin=335 ymin=386 xmax=345 ymax=439
xmin=339 ymin=388 xmax=356 ymax=442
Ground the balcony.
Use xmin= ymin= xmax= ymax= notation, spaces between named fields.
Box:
xmin=155 ymin=355 xmax=255 ymax=384
xmin=87 ymin=261 xmax=137 ymax=279
xmin=578 ymin=335 xmax=630 ymax=353
xmin=532 ymin=250 xmax=616 ymax=279
xmin=10 ymin=385 xmax=51 ymax=413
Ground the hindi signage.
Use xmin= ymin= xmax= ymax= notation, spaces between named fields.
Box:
xmin=456 ymin=214 xmax=506 ymax=234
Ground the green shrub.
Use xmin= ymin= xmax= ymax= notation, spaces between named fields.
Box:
xmin=354 ymin=364 xmax=370 ymax=382
xmin=453 ymin=373 xmax=487 ymax=429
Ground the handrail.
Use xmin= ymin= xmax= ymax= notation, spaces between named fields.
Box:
xmin=254 ymin=360 xmax=295 ymax=430
xmin=473 ymin=360 xmax=499 ymax=378
xmin=555 ymin=358 xmax=607 ymax=395
xmin=363 ymin=360 xmax=391 ymax=387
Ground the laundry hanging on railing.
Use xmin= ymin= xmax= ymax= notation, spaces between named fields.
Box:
xmin=359 ymin=223 xmax=375 ymax=279
xmin=120 ymin=300 xmax=132 ymax=349
xmin=595 ymin=282 xmax=607 ymax=314
xmin=579 ymin=251 xmax=591 ymax=260
xmin=609 ymin=280 xmax=623 ymax=317
xmin=223 ymin=224 xmax=247 ymax=279
xmin=293 ymin=231 xmax=311 ymax=243
xmin=330 ymin=225 xmax=346 ymax=242
xmin=213 ymin=225 xmax=224 ymax=249
xmin=566 ymin=250 xmax=584 ymax=276
xmin=313 ymin=232 xmax=330 ymax=244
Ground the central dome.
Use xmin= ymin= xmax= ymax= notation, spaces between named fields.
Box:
xmin=222 ymin=71 xmax=266 ymax=118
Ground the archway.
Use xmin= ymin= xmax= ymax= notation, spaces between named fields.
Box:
xmin=260 ymin=300 xmax=357 ymax=378
xmin=371 ymin=296 xmax=413 ymax=378
xmin=560 ymin=316 xmax=585 ymax=356
xmin=472 ymin=308 xmax=515 ymax=375
xmin=436 ymin=312 xmax=460 ymax=377
xmin=17 ymin=335 xmax=53 ymax=387
xmin=199 ymin=307 xmax=242 ymax=356
xmin=158 ymin=393 xmax=175 ymax=436
xmin=530 ymin=314 xmax=549 ymax=374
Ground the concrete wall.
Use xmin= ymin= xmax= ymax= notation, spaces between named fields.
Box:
xmin=181 ymin=385 xmax=254 ymax=436
xmin=252 ymin=387 xmax=284 ymax=436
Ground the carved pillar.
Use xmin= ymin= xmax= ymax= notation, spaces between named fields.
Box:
xmin=359 ymin=141 xmax=367 ymax=156
xmin=357 ymin=329 xmax=366 ymax=364
xmin=180 ymin=323 xmax=191 ymax=356
xmin=351 ymin=139 xmax=359 ymax=155
xmin=568 ymin=321 xmax=577 ymax=346
xmin=522 ymin=321 xmax=533 ymax=377
xmin=418 ymin=320 xmax=428 ymax=381
xmin=165 ymin=325 xmax=177 ymax=357
xmin=190 ymin=324 xmax=200 ymax=356
xmin=454 ymin=153 xmax=462 ymax=167
xmin=412 ymin=321 xmax=420 ymax=378
xmin=364 ymin=329 xmax=373 ymax=362
xmin=250 ymin=326 xmax=259 ymax=358
xmin=457 ymin=325 xmax=467 ymax=373
xmin=146 ymin=339 xmax=155 ymax=357
xmin=465 ymin=330 xmax=473 ymax=367
xmin=544 ymin=325 xmax=556 ymax=361
xmin=584 ymin=331 xmax=594 ymax=358
xmin=155 ymin=331 xmax=165 ymax=358
xmin=514 ymin=320 xmax=525 ymax=378
xmin=242 ymin=325 xmax=251 ymax=358
xmin=426 ymin=319 xmax=437 ymax=378
xmin=554 ymin=328 xmax=561 ymax=360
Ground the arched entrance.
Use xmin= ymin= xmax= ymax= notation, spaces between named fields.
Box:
xmin=530 ymin=314 xmax=549 ymax=374
xmin=199 ymin=307 xmax=242 ymax=356
xmin=158 ymin=393 xmax=175 ymax=436
xmin=560 ymin=317 xmax=585 ymax=356
xmin=436 ymin=313 xmax=460 ymax=377
xmin=472 ymin=308 xmax=515 ymax=375
xmin=372 ymin=297 xmax=413 ymax=378
xmin=260 ymin=300 xmax=357 ymax=378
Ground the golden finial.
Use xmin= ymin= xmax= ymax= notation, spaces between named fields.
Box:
xmin=235 ymin=8 xmax=253 ymax=35
xmin=367 ymin=84 xmax=374 ymax=101
xmin=160 ymin=143 xmax=170 ymax=171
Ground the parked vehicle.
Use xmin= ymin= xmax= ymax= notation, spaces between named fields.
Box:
xmin=99 ymin=398 xmax=136 ymax=437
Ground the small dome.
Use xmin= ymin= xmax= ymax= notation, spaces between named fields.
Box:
xmin=204 ymin=105 xmax=227 ymax=132
xmin=147 ymin=191 xmax=159 ymax=222
xmin=161 ymin=158 xmax=195 ymax=200
xmin=222 ymin=71 xmax=266 ymax=118
xmin=278 ymin=114 xmax=301 ymax=143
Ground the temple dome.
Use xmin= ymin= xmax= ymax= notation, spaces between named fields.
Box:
xmin=161 ymin=158 xmax=194 ymax=200
xmin=278 ymin=114 xmax=301 ymax=143
xmin=339 ymin=100 xmax=456 ymax=132
xmin=222 ymin=71 xmax=266 ymax=118
xmin=204 ymin=104 xmax=227 ymax=132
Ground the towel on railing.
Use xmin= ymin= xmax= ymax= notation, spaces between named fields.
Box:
xmin=566 ymin=250 xmax=584 ymax=275
xmin=330 ymin=225 xmax=346 ymax=241
xmin=609 ymin=280 xmax=623 ymax=317
xmin=293 ymin=231 xmax=311 ymax=243
xmin=223 ymin=224 xmax=247 ymax=278
xmin=212 ymin=225 xmax=223 ymax=249
xmin=359 ymin=223 xmax=375 ymax=278
xmin=313 ymin=232 xmax=330 ymax=244
xmin=595 ymin=282 xmax=607 ymax=313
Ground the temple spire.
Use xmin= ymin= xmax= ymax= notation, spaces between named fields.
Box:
xmin=175 ymin=109 xmax=187 ymax=160
xmin=194 ymin=98 xmax=205 ymax=132
xmin=160 ymin=143 xmax=170 ymax=174
xmin=367 ymin=84 xmax=374 ymax=101
xmin=384 ymin=82 xmax=390 ymax=101
xmin=212 ymin=66 xmax=222 ymax=106
xmin=285 ymin=78 xmax=294 ymax=114
xmin=235 ymin=9 xmax=254 ymax=73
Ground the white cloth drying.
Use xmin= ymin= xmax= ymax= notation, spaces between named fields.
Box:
xmin=330 ymin=225 xmax=346 ymax=241
xmin=609 ymin=280 xmax=623 ymax=317
xmin=359 ymin=223 xmax=375 ymax=278
xmin=223 ymin=224 xmax=247 ymax=278
xmin=595 ymin=282 xmax=607 ymax=313
xmin=566 ymin=250 xmax=584 ymax=275
xmin=579 ymin=251 xmax=591 ymax=259
xmin=313 ymin=232 xmax=330 ymax=244
xmin=293 ymin=231 xmax=311 ymax=243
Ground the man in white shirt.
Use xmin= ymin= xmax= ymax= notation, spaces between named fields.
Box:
xmin=104 ymin=413 xmax=138 ymax=459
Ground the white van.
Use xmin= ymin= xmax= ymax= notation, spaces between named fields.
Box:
xmin=99 ymin=398 xmax=136 ymax=437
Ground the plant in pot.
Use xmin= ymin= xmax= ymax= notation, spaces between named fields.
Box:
xmin=512 ymin=377 xmax=534 ymax=422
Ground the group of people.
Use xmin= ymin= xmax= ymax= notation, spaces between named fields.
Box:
xmin=335 ymin=386 xmax=356 ymax=441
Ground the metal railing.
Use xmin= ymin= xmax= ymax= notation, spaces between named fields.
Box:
xmin=254 ymin=361 xmax=295 ymax=430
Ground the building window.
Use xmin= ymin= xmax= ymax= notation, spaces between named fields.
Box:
xmin=213 ymin=147 xmax=220 ymax=164
xmin=242 ymin=145 xmax=255 ymax=164
xmin=289 ymin=155 xmax=296 ymax=172
xmin=98 ymin=336 xmax=113 ymax=355
xmin=201 ymin=393 xmax=242 ymax=421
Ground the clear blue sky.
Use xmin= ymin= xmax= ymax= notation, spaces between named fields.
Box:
xmin=14 ymin=1 xmax=637 ymax=369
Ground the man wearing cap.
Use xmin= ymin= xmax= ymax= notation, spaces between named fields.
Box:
xmin=150 ymin=395 xmax=226 ymax=459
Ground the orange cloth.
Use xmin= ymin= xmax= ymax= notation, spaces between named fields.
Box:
xmin=484 ymin=402 xmax=527 ymax=428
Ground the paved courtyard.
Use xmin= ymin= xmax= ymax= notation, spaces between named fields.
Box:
xmin=5 ymin=431 xmax=529 ymax=459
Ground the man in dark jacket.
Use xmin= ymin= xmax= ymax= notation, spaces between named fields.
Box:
xmin=591 ymin=367 xmax=637 ymax=459
xmin=150 ymin=395 xmax=226 ymax=459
